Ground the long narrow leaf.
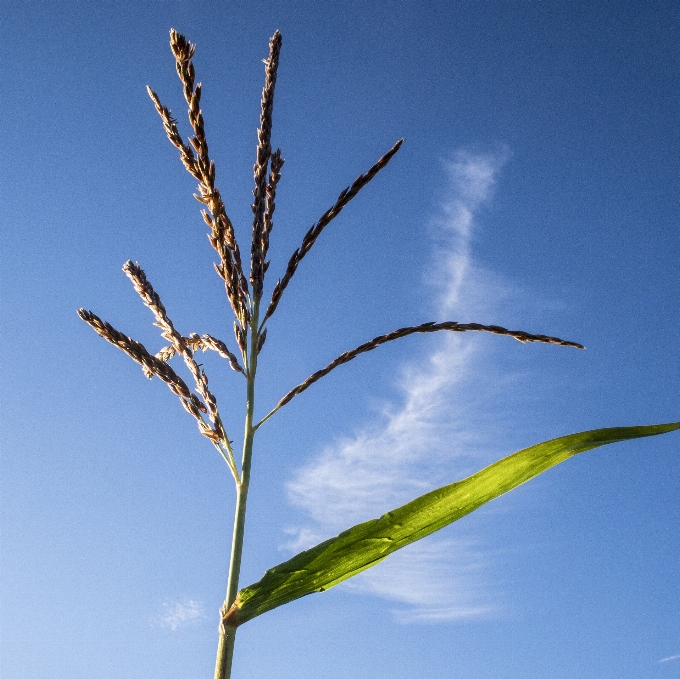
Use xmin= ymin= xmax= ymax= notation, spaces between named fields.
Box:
xmin=224 ymin=422 xmax=679 ymax=626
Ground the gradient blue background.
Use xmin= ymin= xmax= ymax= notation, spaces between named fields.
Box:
xmin=2 ymin=1 xmax=678 ymax=678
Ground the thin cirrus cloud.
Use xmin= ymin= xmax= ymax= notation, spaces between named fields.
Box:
xmin=285 ymin=148 xmax=518 ymax=623
xmin=658 ymin=655 xmax=680 ymax=663
xmin=153 ymin=599 xmax=206 ymax=631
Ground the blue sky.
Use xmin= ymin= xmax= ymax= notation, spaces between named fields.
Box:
xmin=2 ymin=1 xmax=679 ymax=678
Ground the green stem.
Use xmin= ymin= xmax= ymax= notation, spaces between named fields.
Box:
xmin=214 ymin=304 xmax=260 ymax=679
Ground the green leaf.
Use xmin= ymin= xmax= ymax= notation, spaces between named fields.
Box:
xmin=225 ymin=422 xmax=679 ymax=626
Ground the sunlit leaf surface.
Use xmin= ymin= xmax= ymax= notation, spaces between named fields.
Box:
xmin=226 ymin=423 xmax=679 ymax=626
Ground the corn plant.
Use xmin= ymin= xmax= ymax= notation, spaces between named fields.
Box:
xmin=78 ymin=29 xmax=679 ymax=679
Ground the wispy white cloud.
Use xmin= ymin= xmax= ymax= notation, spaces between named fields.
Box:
xmin=285 ymin=149 xmax=514 ymax=623
xmin=342 ymin=539 xmax=498 ymax=623
xmin=659 ymin=654 xmax=680 ymax=663
xmin=153 ymin=599 xmax=205 ymax=631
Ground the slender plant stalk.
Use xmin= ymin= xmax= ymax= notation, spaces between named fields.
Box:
xmin=215 ymin=299 xmax=261 ymax=679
